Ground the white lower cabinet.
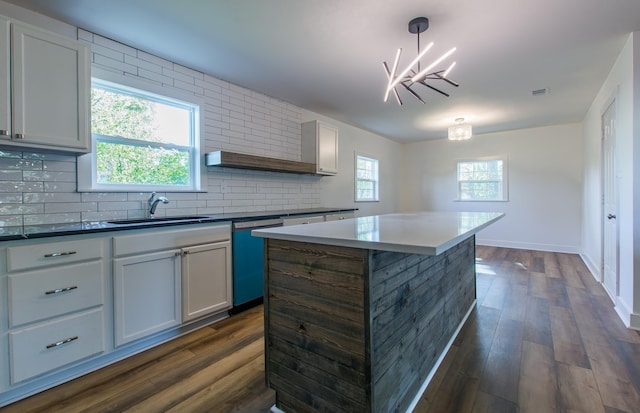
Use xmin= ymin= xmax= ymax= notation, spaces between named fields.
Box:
xmin=9 ymin=309 xmax=104 ymax=384
xmin=182 ymin=241 xmax=232 ymax=322
xmin=2 ymin=236 xmax=105 ymax=386
xmin=0 ymin=222 xmax=232 ymax=406
xmin=111 ymin=223 xmax=232 ymax=346
xmin=113 ymin=249 xmax=182 ymax=347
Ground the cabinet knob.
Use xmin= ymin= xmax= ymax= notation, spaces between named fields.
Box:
xmin=15 ymin=133 xmax=24 ymax=139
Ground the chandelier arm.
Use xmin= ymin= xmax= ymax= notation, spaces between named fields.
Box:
xmin=392 ymin=86 xmax=403 ymax=106
xmin=400 ymin=82 xmax=426 ymax=104
xmin=383 ymin=61 xmax=403 ymax=105
xmin=417 ymin=80 xmax=450 ymax=97
xmin=432 ymin=72 xmax=460 ymax=87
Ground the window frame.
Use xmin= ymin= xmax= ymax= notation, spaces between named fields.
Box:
xmin=455 ymin=156 xmax=509 ymax=202
xmin=354 ymin=153 xmax=380 ymax=202
xmin=78 ymin=68 xmax=205 ymax=193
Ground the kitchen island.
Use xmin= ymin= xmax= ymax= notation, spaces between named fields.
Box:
xmin=253 ymin=211 xmax=504 ymax=413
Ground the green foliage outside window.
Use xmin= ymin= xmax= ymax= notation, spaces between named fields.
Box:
xmin=91 ymin=86 xmax=193 ymax=187
xmin=457 ymin=160 xmax=505 ymax=200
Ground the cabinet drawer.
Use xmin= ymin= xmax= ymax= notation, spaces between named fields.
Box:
xmin=283 ymin=215 xmax=325 ymax=226
xmin=112 ymin=223 xmax=231 ymax=257
xmin=8 ymin=261 xmax=104 ymax=327
xmin=325 ymin=212 xmax=355 ymax=221
xmin=6 ymin=238 xmax=102 ymax=272
xmin=9 ymin=309 xmax=104 ymax=384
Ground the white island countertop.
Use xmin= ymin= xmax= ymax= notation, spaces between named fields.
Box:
xmin=252 ymin=211 xmax=504 ymax=255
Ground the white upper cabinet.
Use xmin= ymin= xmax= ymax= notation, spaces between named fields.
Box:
xmin=302 ymin=120 xmax=339 ymax=175
xmin=0 ymin=17 xmax=90 ymax=152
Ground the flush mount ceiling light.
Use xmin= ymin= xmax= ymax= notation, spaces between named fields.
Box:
xmin=383 ymin=17 xmax=458 ymax=105
xmin=448 ymin=118 xmax=472 ymax=141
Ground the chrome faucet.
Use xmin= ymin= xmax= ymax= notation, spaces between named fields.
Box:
xmin=147 ymin=192 xmax=169 ymax=218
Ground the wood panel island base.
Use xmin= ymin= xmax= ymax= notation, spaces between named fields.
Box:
xmin=253 ymin=212 xmax=504 ymax=413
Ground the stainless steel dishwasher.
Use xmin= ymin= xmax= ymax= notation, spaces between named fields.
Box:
xmin=231 ymin=217 xmax=283 ymax=313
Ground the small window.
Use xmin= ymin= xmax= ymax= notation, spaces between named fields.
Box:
xmin=457 ymin=158 xmax=508 ymax=201
xmin=355 ymin=154 xmax=379 ymax=202
xmin=78 ymin=76 xmax=202 ymax=192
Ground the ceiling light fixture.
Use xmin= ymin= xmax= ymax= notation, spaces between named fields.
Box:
xmin=383 ymin=17 xmax=459 ymax=105
xmin=448 ymin=118 xmax=472 ymax=141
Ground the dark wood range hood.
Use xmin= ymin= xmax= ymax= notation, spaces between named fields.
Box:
xmin=205 ymin=150 xmax=317 ymax=174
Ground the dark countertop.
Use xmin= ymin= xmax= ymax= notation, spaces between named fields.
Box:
xmin=0 ymin=207 xmax=358 ymax=242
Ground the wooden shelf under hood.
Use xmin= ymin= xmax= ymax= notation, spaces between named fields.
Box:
xmin=205 ymin=151 xmax=317 ymax=174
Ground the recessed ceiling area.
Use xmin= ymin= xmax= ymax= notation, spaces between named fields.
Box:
xmin=5 ymin=0 xmax=640 ymax=142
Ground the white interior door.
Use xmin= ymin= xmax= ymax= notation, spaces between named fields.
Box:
xmin=602 ymin=99 xmax=618 ymax=300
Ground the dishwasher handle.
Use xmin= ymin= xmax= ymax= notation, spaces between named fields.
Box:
xmin=233 ymin=218 xmax=283 ymax=230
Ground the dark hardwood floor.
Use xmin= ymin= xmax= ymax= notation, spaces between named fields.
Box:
xmin=3 ymin=246 xmax=640 ymax=412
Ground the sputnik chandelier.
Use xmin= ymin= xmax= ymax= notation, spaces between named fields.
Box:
xmin=383 ymin=17 xmax=458 ymax=105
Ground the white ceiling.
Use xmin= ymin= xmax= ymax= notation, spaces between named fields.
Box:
xmin=6 ymin=0 xmax=640 ymax=142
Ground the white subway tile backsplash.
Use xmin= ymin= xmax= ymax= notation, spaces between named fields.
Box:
xmin=98 ymin=201 xmax=142 ymax=212
xmin=0 ymin=170 xmax=23 ymax=181
xmin=0 ymin=215 xmax=23 ymax=226
xmin=43 ymin=160 xmax=76 ymax=172
xmin=23 ymin=171 xmax=76 ymax=182
xmin=46 ymin=202 xmax=97 ymax=213
xmin=44 ymin=182 xmax=77 ymax=193
xmin=90 ymin=42 xmax=125 ymax=62
xmin=137 ymin=50 xmax=173 ymax=69
xmin=82 ymin=193 xmax=128 ymax=202
xmin=0 ymin=158 xmax=42 ymax=170
xmin=94 ymin=54 xmax=137 ymax=75
xmin=0 ymin=181 xmax=43 ymax=192
xmin=92 ymin=35 xmax=136 ymax=56
xmin=25 ymin=213 xmax=80 ymax=225
xmin=174 ymin=80 xmax=204 ymax=96
xmin=0 ymin=204 xmax=44 ymax=214
xmin=24 ymin=192 xmax=82 ymax=203
xmin=173 ymin=64 xmax=204 ymax=81
xmin=0 ymin=193 xmax=22 ymax=203
xmin=124 ymin=54 xmax=162 ymax=74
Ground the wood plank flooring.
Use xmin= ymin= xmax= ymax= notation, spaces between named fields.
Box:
xmin=3 ymin=246 xmax=640 ymax=413
xmin=416 ymin=246 xmax=640 ymax=413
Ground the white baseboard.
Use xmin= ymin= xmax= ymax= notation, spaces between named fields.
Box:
xmin=406 ymin=300 xmax=477 ymax=413
xmin=614 ymin=296 xmax=640 ymax=330
xmin=579 ymin=252 xmax=601 ymax=282
xmin=476 ymin=238 xmax=580 ymax=254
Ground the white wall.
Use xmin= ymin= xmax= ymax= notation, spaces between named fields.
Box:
xmin=303 ymin=112 xmax=401 ymax=217
xmin=582 ymin=33 xmax=639 ymax=328
xmin=400 ymin=124 xmax=583 ymax=252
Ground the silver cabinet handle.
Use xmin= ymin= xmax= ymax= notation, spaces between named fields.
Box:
xmin=44 ymin=251 xmax=77 ymax=258
xmin=46 ymin=336 xmax=78 ymax=349
xmin=14 ymin=133 xmax=24 ymax=139
xmin=45 ymin=286 xmax=78 ymax=295
xmin=0 ymin=129 xmax=8 ymax=136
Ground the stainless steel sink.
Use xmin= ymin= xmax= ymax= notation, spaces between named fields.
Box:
xmin=108 ymin=216 xmax=210 ymax=225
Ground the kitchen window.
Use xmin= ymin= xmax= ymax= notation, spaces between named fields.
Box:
xmin=78 ymin=73 xmax=203 ymax=192
xmin=355 ymin=154 xmax=379 ymax=202
xmin=456 ymin=158 xmax=508 ymax=201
